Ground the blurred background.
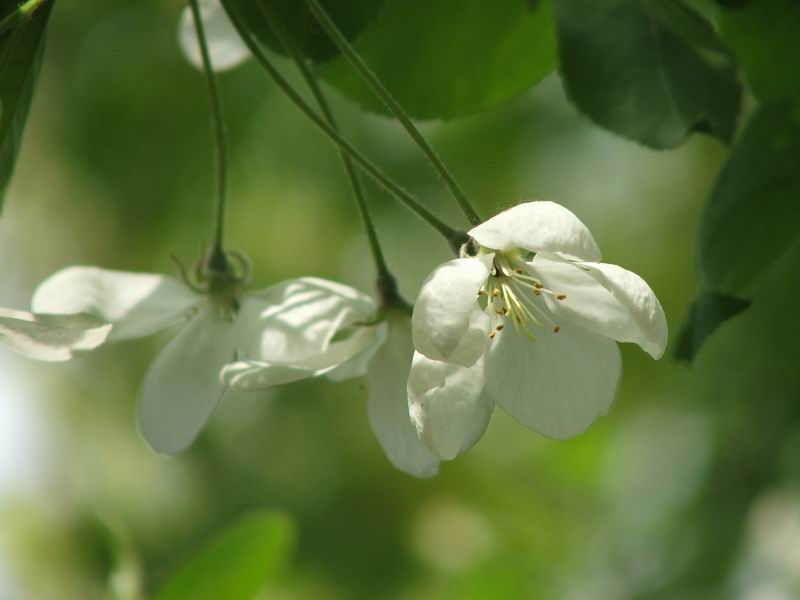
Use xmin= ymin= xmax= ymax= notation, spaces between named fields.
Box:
xmin=1 ymin=0 xmax=798 ymax=598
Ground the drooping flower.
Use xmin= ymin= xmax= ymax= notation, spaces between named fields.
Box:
xmin=32 ymin=265 xmax=384 ymax=454
xmin=0 ymin=307 xmax=110 ymax=361
xmin=178 ymin=0 xmax=250 ymax=72
xmin=409 ymin=201 xmax=668 ymax=456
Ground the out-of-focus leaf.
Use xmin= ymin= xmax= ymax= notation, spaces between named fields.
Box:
xmin=0 ymin=0 xmax=53 ymax=211
xmin=154 ymin=511 xmax=295 ymax=600
xmin=719 ymin=0 xmax=800 ymax=101
xmin=222 ymin=0 xmax=386 ymax=64
xmin=553 ymin=0 xmax=741 ymax=148
xmin=320 ymin=0 xmax=557 ymax=120
xmin=675 ymin=291 xmax=750 ymax=362
xmin=698 ymin=101 xmax=800 ymax=295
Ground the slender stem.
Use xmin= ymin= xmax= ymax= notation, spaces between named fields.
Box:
xmin=257 ymin=1 xmax=402 ymax=301
xmin=189 ymin=0 xmax=229 ymax=267
xmin=306 ymin=0 xmax=482 ymax=227
xmin=0 ymin=0 xmax=47 ymax=37
xmin=218 ymin=0 xmax=467 ymax=252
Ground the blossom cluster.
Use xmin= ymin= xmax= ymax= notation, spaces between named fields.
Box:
xmin=4 ymin=201 xmax=666 ymax=477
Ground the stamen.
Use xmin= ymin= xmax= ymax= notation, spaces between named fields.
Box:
xmin=491 ymin=289 xmax=500 ymax=297
xmin=557 ymin=294 xmax=567 ymax=300
xmin=496 ymin=324 xmax=504 ymax=331
xmin=553 ymin=325 xmax=560 ymax=333
xmin=489 ymin=331 xmax=496 ymax=339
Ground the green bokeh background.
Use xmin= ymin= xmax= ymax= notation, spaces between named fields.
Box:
xmin=1 ymin=1 xmax=798 ymax=599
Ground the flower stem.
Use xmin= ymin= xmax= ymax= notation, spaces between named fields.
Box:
xmin=305 ymin=0 xmax=482 ymax=227
xmin=218 ymin=0 xmax=467 ymax=253
xmin=0 ymin=0 xmax=47 ymax=37
xmin=189 ymin=0 xmax=229 ymax=272
xmin=257 ymin=2 xmax=407 ymax=305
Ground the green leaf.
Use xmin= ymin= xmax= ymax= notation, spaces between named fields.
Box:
xmin=675 ymin=291 xmax=750 ymax=362
xmin=222 ymin=0 xmax=387 ymax=64
xmin=553 ymin=0 xmax=741 ymax=148
xmin=719 ymin=0 xmax=800 ymax=101
xmin=154 ymin=511 xmax=295 ymax=600
xmin=320 ymin=0 xmax=557 ymax=120
xmin=0 ymin=0 xmax=53 ymax=211
xmin=699 ymin=101 xmax=800 ymax=295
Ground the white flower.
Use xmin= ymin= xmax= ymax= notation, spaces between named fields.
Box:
xmin=178 ymin=0 xmax=250 ymax=72
xmin=0 ymin=308 xmax=110 ymax=361
xmin=32 ymin=266 xmax=382 ymax=454
xmin=409 ymin=201 xmax=668 ymax=456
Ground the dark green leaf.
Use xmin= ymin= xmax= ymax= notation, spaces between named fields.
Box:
xmin=223 ymin=0 xmax=387 ymax=64
xmin=719 ymin=0 xmax=800 ymax=101
xmin=154 ymin=511 xmax=295 ymax=600
xmin=675 ymin=291 xmax=750 ymax=362
xmin=320 ymin=0 xmax=557 ymax=120
xmin=553 ymin=0 xmax=741 ymax=148
xmin=699 ymin=101 xmax=800 ymax=295
xmin=0 ymin=0 xmax=53 ymax=211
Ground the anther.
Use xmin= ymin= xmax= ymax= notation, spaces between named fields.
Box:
xmin=492 ymin=289 xmax=500 ymax=297
xmin=534 ymin=283 xmax=544 ymax=289
xmin=514 ymin=268 xmax=523 ymax=274
xmin=533 ymin=289 xmax=541 ymax=296
xmin=557 ymin=294 xmax=567 ymax=300
xmin=478 ymin=289 xmax=486 ymax=296
xmin=489 ymin=331 xmax=497 ymax=339
xmin=553 ymin=325 xmax=560 ymax=333
xmin=496 ymin=324 xmax=504 ymax=331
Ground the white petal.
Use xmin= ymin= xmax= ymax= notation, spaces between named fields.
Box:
xmin=580 ymin=262 xmax=668 ymax=359
xmin=367 ymin=311 xmax=439 ymax=478
xmin=32 ymin=266 xmax=197 ymax=341
xmin=407 ymin=351 xmax=494 ymax=460
xmin=223 ymin=278 xmax=381 ymax=390
xmin=529 ymin=255 xmax=667 ymax=358
xmin=468 ymin=201 xmax=601 ymax=261
xmin=0 ymin=309 xmax=111 ymax=361
xmin=412 ymin=255 xmax=493 ymax=366
xmin=138 ymin=305 xmax=236 ymax=454
xmin=486 ymin=321 xmax=621 ymax=440
xmin=178 ymin=0 xmax=250 ymax=72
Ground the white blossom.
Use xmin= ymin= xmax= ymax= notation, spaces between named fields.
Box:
xmin=0 ymin=307 xmax=109 ymax=361
xmin=32 ymin=267 xmax=382 ymax=454
xmin=178 ymin=0 xmax=250 ymax=72
xmin=409 ymin=201 xmax=668 ymax=457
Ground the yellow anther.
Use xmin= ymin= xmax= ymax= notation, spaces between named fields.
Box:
xmin=557 ymin=294 xmax=567 ymax=300
xmin=533 ymin=289 xmax=541 ymax=296
xmin=534 ymin=283 xmax=544 ymax=289
xmin=489 ymin=331 xmax=496 ymax=339
xmin=553 ymin=325 xmax=560 ymax=333
xmin=514 ymin=268 xmax=523 ymax=274
xmin=477 ymin=289 xmax=486 ymax=296
xmin=496 ymin=324 xmax=504 ymax=331
xmin=492 ymin=289 xmax=500 ymax=297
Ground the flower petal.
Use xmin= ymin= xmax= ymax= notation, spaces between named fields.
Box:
xmin=486 ymin=320 xmax=621 ymax=440
xmin=0 ymin=309 xmax=111 ymax=361
xmin=367 ymin=312 xmax=439 ymax=478
xmin=580 ymin=262 xmax=668 ymax=359
xmin=468 ymin=201 xmax=601 ymax=261
xmin=223 ymin=278 xmax=381 ymax=390
xmin=412 ymin=255 xmax=493 ymax=366
xmin=407 ymin=351 xmax=494 ymax=460
xmin=32 ymin=266 xmax=197 ymax=342
xmin=178 ymin=0 xmax=250 ymax=72
xmin=138 ymin=305 xmax=236 ymax=454
xmin=529 ymin=255 xmax=667 ymax=358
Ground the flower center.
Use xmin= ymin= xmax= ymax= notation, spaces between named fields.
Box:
xmin=479 ymin=254 xmax=567 ymax=341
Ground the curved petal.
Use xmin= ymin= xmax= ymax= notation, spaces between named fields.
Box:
xmin=485 ymin=320 xmax=621 ymax=440
xmin=407 ymin=352 xmax=494 ymax=460
xmin=468 ymin=201 xmax=601 ymax=261
xmin=580 ymin=262 xmax=668 ymax=359
xmin=412 ymin=255 xmax=493 ymax=366
xmin=138 ymin=305 xmax=236 ymax=454
xmin=367 ymin=312 xmax=439 ymax=478
xmin=178 ymin=0 xmax=250 ymax=72
xmin=528 ymin=255 xmax=667 ymax=358
xmin=0 ymin=309 xmax=111 ymax=361
xmin=223 ymin=278 xmax=381 ymax=390
xmin=32 ymin=266 xmax=197 ymax=341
